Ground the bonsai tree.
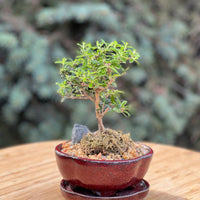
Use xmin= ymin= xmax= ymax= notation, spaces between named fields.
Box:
xmin=56 ymin=40 xmax=140 ymax=132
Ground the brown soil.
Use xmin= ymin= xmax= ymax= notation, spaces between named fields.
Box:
xmin=61 ymin=128 xmax=149 ymax=160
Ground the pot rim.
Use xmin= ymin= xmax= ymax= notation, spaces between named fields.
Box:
xmin=55 ymin=142 xmax=153 ymax=164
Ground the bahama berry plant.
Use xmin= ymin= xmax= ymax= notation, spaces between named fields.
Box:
xmin=56 ymin=40 xmax=140 ymax=132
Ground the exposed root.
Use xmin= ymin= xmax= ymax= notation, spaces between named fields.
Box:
xmin=61 ymin=128 xmax=149 ymax=160
xmin=80 ymin=129 xmax=135 ymax=156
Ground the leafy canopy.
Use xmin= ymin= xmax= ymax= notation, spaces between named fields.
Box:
xmin=56 ymin=40 xmax=140 ymax=120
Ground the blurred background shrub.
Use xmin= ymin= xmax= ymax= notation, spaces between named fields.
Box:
xmin=0 ymin=0 xmax=200 ymax=150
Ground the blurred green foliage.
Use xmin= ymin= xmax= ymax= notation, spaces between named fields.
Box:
xmin=0 ymin=0 xmax=200 ymax=150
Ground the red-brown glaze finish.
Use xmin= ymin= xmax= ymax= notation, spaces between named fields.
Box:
xmin=55 ymin=143 xmax=153 ymax=192
xmin=60 ymin=179 xmax=149 ymax=200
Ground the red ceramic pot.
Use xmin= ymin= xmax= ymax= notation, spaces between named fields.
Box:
xmin=55 ymin=143 xmax=153 ymax=195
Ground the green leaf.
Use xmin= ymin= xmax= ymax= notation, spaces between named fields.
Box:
xmin=88 ymin=82 xmax=93 ymax=88
xmin=111 ymin=95 xmax=115 ymax=104
xmin=110 ymin=66 xmax=119 ymax=74
xmin=122 ymin=110 xmax=130 ymax=117
xmin=121 ymin=100 xmax=127 ymax=107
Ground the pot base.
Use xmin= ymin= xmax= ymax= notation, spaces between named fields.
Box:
xmin=60 ymin=179 xmax=149 ymax=200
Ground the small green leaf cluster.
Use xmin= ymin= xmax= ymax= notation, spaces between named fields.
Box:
xmin=56 ymin=40 xmax=140 ymax=117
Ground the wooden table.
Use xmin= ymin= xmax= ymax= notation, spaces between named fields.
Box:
xmin=0 ymin=141 xmax=199 ymax=200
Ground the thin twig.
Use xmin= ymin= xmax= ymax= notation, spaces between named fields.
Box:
xmin=65 ymin=96 xmax=91 ymax=100
xmin=81 ymin=89 xmax=95 ymax=102
xmin=101 ymin=107 xmax=110 ymax=117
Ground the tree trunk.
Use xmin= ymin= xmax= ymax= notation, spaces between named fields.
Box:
xmin=95 ymin=90 xmax=105 ymax=132
xmin=97 ymin=117 xmax=105 ymax=132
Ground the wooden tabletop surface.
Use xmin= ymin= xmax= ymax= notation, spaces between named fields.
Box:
xmin=0 ymin=141 xmax=199 ymax=200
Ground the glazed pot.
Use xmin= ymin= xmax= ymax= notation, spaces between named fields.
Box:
xmin=55 ymin=142 xmax=153 ymax=195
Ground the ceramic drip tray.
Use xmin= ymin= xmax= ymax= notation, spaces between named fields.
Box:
xmin=60 ymin=179 xmax=149 ymax=200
